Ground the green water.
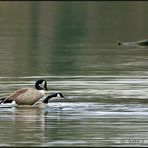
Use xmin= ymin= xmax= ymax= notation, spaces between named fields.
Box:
xmin=0 ymin=1 xmax=148 ymax=147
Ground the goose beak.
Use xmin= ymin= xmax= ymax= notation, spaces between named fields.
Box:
xmin=59 ymin=93 xmax=68 ymax=100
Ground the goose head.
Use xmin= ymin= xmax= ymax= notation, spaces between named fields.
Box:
xmin=43 ymin=93 xmax=66 ymax=104
xmin=35 ymin=79 xmax=48 ymax=91
xmin=117 ymin=41 xmax=122 ymax=46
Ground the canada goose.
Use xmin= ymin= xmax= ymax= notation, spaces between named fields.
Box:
xmin=43 ymin=93 xmax=66 ymax=104
xmin=0 ymin=79 xmax=48 ymax=105
xmin=117 ymin=39 xmax=148 ymax=47
xmin=137 ymin=39 xmax=148 ymax=46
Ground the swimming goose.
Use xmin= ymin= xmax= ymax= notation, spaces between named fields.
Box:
xmin=0 ymin=79 xmax=48 ymax=105
xmin=43 ymin=93 xmax=66 ymax=104
xmin=117 ymin=39 xmax=148 ymax=47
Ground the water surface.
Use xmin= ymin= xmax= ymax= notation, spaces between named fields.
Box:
xmin=0 ymin=1 xmax=148 ymax=147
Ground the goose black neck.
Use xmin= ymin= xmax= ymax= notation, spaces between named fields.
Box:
xmin=43 ymin=93 xmax=58 ymax=104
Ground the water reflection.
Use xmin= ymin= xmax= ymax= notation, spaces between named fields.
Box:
xmin=44 ymin=102 xmax=148 ymax=147
xmin=0 ymin=97 xmax=148 ymax=146
xmin=0 ymin=2 xmax=148 ymax=76
xmin=0 ymin=107 xmax=45 ymax=146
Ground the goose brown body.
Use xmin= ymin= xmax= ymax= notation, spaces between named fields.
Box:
xmin=5 ymin=88 xmax=45 ymax=105
xmin=0 ymin=79 xmax=48 ymax=105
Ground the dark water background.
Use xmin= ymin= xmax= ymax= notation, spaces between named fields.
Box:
xmin=0 ymin=1 xmax=148 ymax=147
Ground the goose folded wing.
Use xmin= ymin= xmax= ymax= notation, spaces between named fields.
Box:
xmin=2 ymin=88 xmax=28 ymax=103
